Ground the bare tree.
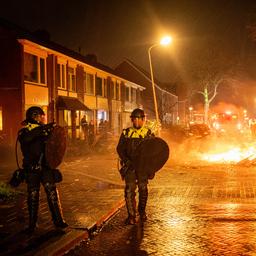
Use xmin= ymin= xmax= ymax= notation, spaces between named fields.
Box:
xmin=185 ymin=39 xmax=234 ymax=123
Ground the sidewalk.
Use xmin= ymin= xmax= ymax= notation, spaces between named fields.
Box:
xmin=0 ymin=135 xmax=125 ymax=256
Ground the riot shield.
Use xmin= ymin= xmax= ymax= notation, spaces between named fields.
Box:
xmin=45 ymin=125 xmax=66 ymax=169
xmin=133 ymin=137 xmax=169 ymax=178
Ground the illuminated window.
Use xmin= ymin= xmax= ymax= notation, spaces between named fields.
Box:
xmin=131 ymin=88 xmax=136 ymax=102
xmin=111 ymin=81 xmax=120 ymax=100
xmin=125 ymin=86 xmax=130 ymax=102
xmin=136 ymin=90 xmax=141 ymax=104
xmin=58 ymin=110 xmax=72 ymax=138
xmin=68 ymin=67 xmax=76 ymax=92
xmin=0 ymin=107 xmax=2 ymax=130
xmin=110 ymin=80 xmax=115 ymax=99
xmin=24 ymin=52 xmax=46 ymax=84
xmin=96 ymin=77 xmax=103 ymax=96
xmin=84 ymin=73 xmax=94 ymax=95
xmin=64 ymin=110 xmax=72 ymax=126
xmin=56 ymin=63 xmax=66 ymax=89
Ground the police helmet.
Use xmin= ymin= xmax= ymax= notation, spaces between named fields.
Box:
xmin=26 ymin=106 xmax=45 ymax=121
xmin=130 ymin=108 xmax=145 ymax=118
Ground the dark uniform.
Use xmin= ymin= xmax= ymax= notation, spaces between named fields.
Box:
xmin=18 ymin=106 xmax=67 ymax=233
xmin=81 ymin=116 xmax=88 ymax=141
xmin=117 ymin=108 xmax=154 ymax=224
xmin=88 ymin=120 xmax=95 ymax=146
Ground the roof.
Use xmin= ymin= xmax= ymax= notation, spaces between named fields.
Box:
xmin=0 ymin=18 xmax=119 ymax=76
xmin=122 ymin=58 xmax=163 ymax=85
xmin=115 ymin=59 xmax=177 ymax=97
xmin=56 ymin=96 xmax=91 ymax=111
xmin=0 ymin=18 xmax=146 ymax=91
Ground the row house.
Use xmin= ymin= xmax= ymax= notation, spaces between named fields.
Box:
xmin=0 ymin=20 xmax=144 ymax=145
xmin=115 ymin=59 xmax=179 ymax=125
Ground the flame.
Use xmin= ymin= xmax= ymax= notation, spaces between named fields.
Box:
xmin=201 ymin=146 xmax=256 ymax=163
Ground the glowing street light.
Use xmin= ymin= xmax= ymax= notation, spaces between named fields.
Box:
xmin=148 ymin=35 xmax=172 ymax=134
xmin=160 ymin=36 xmax=172 ymax=46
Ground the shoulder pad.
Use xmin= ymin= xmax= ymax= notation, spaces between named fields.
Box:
xmin=25 ymin=123 xmax=40 ymax=131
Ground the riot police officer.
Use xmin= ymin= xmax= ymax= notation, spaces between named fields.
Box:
xmin=18 ymin=106 xmax=68 ymax=233
xmin=116 ymin=108 xmax=154 ymax=225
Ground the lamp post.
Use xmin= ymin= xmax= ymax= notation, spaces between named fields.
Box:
xmin=189 ymin=106 xmax=193 ymax=123
xmin=148 ymin=36 xmax=172 ymax=134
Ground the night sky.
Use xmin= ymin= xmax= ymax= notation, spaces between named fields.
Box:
xmin=1 ymin=0 xmax=256 ymax=84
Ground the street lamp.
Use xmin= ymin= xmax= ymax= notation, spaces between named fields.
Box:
xmin=148 ymin=36 xmax=172 ymax=134
xmin=189 ymin=106 xmax=193 ymax=123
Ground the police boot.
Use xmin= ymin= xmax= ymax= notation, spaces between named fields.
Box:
xmin=138 ymin=184 xmax=148 ymax=222
xmin=125 ymin=197 xmax=137 ymax=225
xmin=125 ymin=185 xmax=137 ymax=225
xmin=45 ymin=183 xmax=68 ymax=229
xmin=26 ymin=189 xmax=39 ymax=234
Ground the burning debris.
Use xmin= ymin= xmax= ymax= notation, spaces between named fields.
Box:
xmin=236 ymin=153 xmax=256 ymax=166
xmin=201 ymin=147 xmax=256 ymax=165
xmin=163 ymin=128 xmax=256 ymax=166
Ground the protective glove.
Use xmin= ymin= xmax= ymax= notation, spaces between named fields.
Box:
xmin=43 ymin=122 xmax=56 ymax=135
xmin=119 ymin=158 xmax=133 ymax=180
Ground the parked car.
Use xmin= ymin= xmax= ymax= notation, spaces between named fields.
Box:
xmin=188 ymin=123 xmax=211 ymax=138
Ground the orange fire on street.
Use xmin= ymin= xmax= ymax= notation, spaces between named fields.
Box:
xmin=201 ymin=146 xmax=256 ymax=164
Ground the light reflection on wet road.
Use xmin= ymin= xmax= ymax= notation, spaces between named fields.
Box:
xmin=67 ymin=164 xmax=256 ymax=256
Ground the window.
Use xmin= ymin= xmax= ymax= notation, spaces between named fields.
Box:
xmin=103 ymin=79 xmax=107 ymax=97
xmin=85 ymin=73 xmax=94 ymax=95
xmin=24 ymin=52 xmax=46 ymax=84
xmin=40 ymin=58 xmax=45 ymax=84
xmin=136 ymin=90 xmax=141 ymax=104
xmin=116 ymin=82 xmax=120 ymax=100
xmin=82 ymin=72 xmax=86 ymax=93
xmin=110 ymin=80 xmax=115 ymax=99
xmin=125 ymin=86 xmax=130 ymax=101
xmin=131 ymin=88 xmax=137 ymax=102
xmin=68 ymin=67 xmax=76 ymax=92
xmin=96 ymin=76 xmax=103 ymax=96
xmin=56 ymin=63 xmax=66 ymax=89
xmin=0 ymin=107 xmax=2 ymax=131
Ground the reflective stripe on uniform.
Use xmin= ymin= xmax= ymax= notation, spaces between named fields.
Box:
xmin=122 ymin=127 xmax=150 ymax=138
xmin=25 ymin=123 xmax=40 ymax=131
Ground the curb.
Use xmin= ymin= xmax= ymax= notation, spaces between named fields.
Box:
xmin=37 ymin=199 xmax=125 ymax=256
xmin=96 ymin=199 xmax=125 ymax=228
xmin=35 ymin=229 xmax=89 ymax=256
xmin=52 ymin=231 xmax=89 ymax=256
